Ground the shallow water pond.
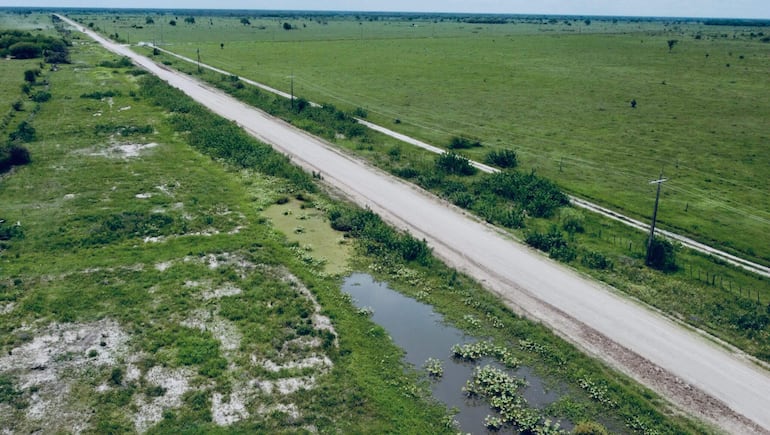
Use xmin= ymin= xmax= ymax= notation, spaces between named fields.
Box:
xmin=342 ymin=273 xmax=568 ymax=434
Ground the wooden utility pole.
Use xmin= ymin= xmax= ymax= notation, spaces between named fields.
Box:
xmin=290 ymin=70 xmax=294 ymax=109
xmin=196 ymin=48 xmax=201 ymax=73
xmin=646 ymin=172 xmax=667 ymax=265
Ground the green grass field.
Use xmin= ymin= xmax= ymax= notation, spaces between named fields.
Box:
xmin=0 ymin=15 xmax=714 ymax=433
xmin=0 ymin=31 xmax=453 ymax=433
xmin=73 ymin=12 xmax=770 ymax=266
xmin=140 ymin=36 xmax=770 ymax=365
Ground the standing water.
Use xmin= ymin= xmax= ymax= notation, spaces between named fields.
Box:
xmin=342 ymin=273 xmax=566 ymax=434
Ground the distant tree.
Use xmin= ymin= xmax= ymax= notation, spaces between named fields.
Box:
xmin=31 ymin=91 xmax=51 ymax=103
xmin=283 ymin=22 xmax=292 ymax=30
xmin=8 ymin=145 xmax=31 ymax=166
xmin=9 ymin=121 xmax=35 ymax=143
xmin=168 ymin=20 xmax=176 ymax=26
xmin=184 ymin=17 xmax=195 ymax=24
xmin=9 ymin=42 xmax=41 ymax=59
xmin=584 ymin=19 xmax=591 ymax=26
xmin=667 ymin=39 xmax=679 ymax=51
xmin=11 ymin=100 xmax=23 ymax=111
xmin=630 ymin=99 xmax=637 ymax=108
xmin=145 ymin=16 xmax=154 ymax=25
xmin=220 ymin=42 xmax=224 ymax=49
xmin=240 ymin=18 xmax=251 ymax=26
xmin=23 ymin=68 xmax=38 ymax=83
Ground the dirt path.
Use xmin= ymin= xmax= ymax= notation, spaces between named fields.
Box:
xmin=60 ymin=15 xmax=770 ymax=433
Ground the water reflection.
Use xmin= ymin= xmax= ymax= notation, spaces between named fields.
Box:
xmin=342 ymin=273 xmax=567 ymax=434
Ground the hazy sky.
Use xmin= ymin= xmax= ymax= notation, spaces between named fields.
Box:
xmin=1 ymin=0 xmax=768 ymax=19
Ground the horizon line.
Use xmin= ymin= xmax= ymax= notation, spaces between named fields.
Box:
xmin=3 ymin=6 xmax=770 ymax=21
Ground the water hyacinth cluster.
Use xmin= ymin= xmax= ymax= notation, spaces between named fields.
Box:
xmin=463 ymin=365 xmax=564 ymax=433
xmin=424 ymin=357 xmax=444 ymax=378
xmin=484 ymin=414 xmax=504 ymax=431
xmin=463 ymin=314 xmax=481 ymax=329
xmin=357 ymin=306 xmax=373 ymax=317
xmin=578 ymin=377 xmax=617 ymax=408
xmin=451 ymin=341 xmax=521 ymax=368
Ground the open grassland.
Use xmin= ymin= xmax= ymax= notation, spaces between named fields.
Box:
xmin=0 ymin=12 xmax=55 ymax=32
xmin=0 ymin=58 xmax=38 ymax=137
xmin=0 ymin=35 xmax=453 ymax=434
xmin=0 ymin=18 xmax=712 ymax=433
xmin=74 ymin=12 xmax=770 ymax=266
xmin=139 ymin=36 xmax=770 ymax=365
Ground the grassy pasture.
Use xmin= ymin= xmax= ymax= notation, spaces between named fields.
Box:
xmin=144 ymin=44 xmax=770 ymax=364
xmin=76 ymin=12 xmax=770 ymax=265
xmin=0 ymin=34 xmax=455 ymax=433
xmin=0 ymin=16 xmax=715 ymax=433
xmin=0 ymin=58 xmax=38 ymax=136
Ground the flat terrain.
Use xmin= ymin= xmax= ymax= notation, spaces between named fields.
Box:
xmin=66 ymin=16 xmax=770 ymax=433
xmin=0 ymin=28 xmax=453 ymax=433
xmin=78 ymin=13 xmax=770 ymax=265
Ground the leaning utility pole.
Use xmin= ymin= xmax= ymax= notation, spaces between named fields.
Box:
xmin=646 ymin=172 xmax=667 ymax=265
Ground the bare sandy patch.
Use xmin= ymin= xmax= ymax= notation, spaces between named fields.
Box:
xmin=200 ymin=283 xmax=242 ymax=300
xmin=185 ymin=252 xmax=256 ymax=278
xmin=256 ymin=354 xmax=332 ymax=373
xmin=257 ymin=403 xmax=300 ymax=420
xmin=133 ymin=366 xmax=194 ymax=433
xmin=253 ymin=376 xmax=317 ymax=396
xmin=212 ymin=391 xmax=249 ymax=426
xmin=154 ymin=261 xmax=173 ymax=272
xmin=0 ymin=302 xmax=14 ymax=315
xmin=181 ymin=309 xmax=242 ymax=353
xmin=0 ymin=319 xmax=130 ymax=434
xmin=88 ymin=142 xmax=159 ymax=159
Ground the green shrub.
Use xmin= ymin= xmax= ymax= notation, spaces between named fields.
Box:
xmin=31 ymin=91 xmax=51 ymax=103
xmin=99 ymin=56 xmax=133 ymax=68
xmin=581 ymin=250 xmax=613 ymax=270
xmin=353 ymin=107 xmax=368 ymax=118
xmin=8 ymin=121 xmax=35 ymax=143
xmin=23 ymin=68 xmax=39 ymax=83
xmin=646 ymin=237 xmax=678 ymax=272
xmin=525 ymin=226 xmax=571 ymax=257
xmin=435 ymin=152 xmax=476 ymax=176
xmin=0 ymin=220 xmax=24 ymax=241
xmin=9 ymin=42 xmax=41 ymax=59
xmin=80 ymin=90 xmax=121 ymax=99
xmin=448 ymin=136 xmax=482 ymax=149
xmin=478 ymin=170 xmax=568 ymax=218
xmin=560 ymin=208 xmax=585 ymax=234
xmin=485 ymin=148 xmax=518 ymax=168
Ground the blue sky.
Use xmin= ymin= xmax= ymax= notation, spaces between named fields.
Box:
xmin=1 ymin=0 xmax=768 ymax=19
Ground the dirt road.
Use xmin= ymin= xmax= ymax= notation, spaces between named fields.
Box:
xmin=60 ymin=15 xmax=770 ymax=433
